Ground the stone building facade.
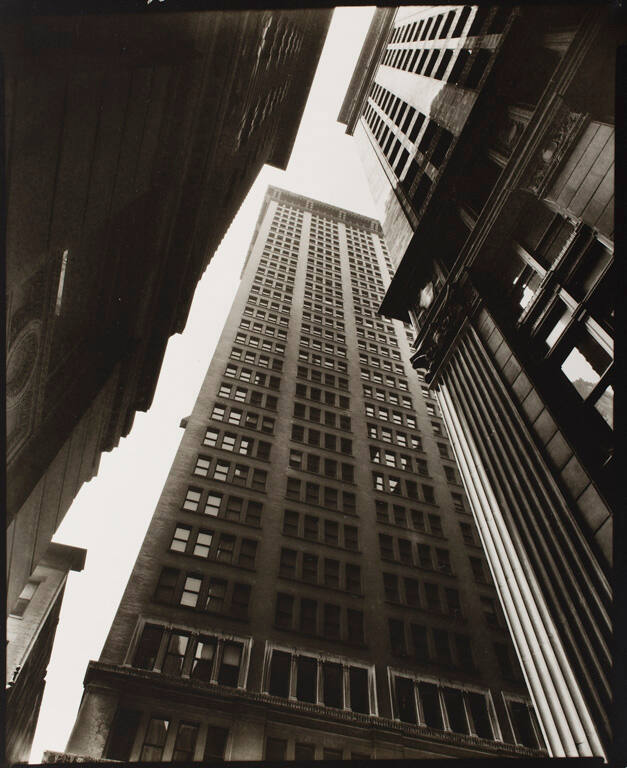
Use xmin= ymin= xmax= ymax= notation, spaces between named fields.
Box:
xmin=51 ymin=188 xmax=543 ymax=762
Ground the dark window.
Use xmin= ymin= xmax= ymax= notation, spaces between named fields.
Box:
xmin=349 ymin=667 xmax=370 ymax=713
xmin=218 ymin=642 xmax=242 ymax=687
xmin=297 ymin=655 xmax=318 ymax=702
xmin=301 ymin=598 xmax=317 ymax=634
xmin=444 ymin=687 xmax=469 ymax=733
xmin=265 ymin=738 xmax=287 ymax=760
xmin=347 ymin=609 xmax=364 ymax=644
xmin=468 ymin=692 xmax=493 ymax=738
xmin=154 ymin=567 xmax=179 ymax=604
xmin=269 ymin=650 xmax=291 ymax=697
xmin=509 ymin=701 xmax=539 ymax=748
xmin=411 ymin=623 xmax=429 ymax=662
xmin=172 ymin=722 xmax=199 ymax=762
xmin=140 ymin=717 xmax=169 ymax=761
xmin=419 ymin=681 xmax=443 ymax=729
xmin=231 ymin=583 xmax=251 ymax=619
xmin=395 ymin=676 xmax=417 ymax=723
xmin=204 ymin=726 xmax=229 ymax=760
xmin=323 ymin=603 xmax=340 ymax=639
xmin=389 ymin=618 xmax=406 ymax=655
xmin=295 ymin=743 xmax=316 ymax=760
xmin=323 ymin=662 xmax=343 ymax=708
xmin=275 ymin=592 xmax=293 ymax=629
xmin=133 ymin=624 xmax=164 ymax=670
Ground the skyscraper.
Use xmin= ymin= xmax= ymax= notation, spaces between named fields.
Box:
xmin=53 ymin=187 xmax=543 ymax=762
xmin=338 ymin=4 xmax=615 ymax=759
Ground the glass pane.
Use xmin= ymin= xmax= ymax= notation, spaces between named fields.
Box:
xmin=192 ymin=637 xmax=216 ymax=681
xmin=510 ymin=701 xmax=538 ymax=748
xmin=323 ymin=662 xmax=343 ymax=708
xmin=561 ymin=332 xmax=611 ymax=397
xmin=419 ymin=682 xmax=443 ymax=729
xmin=468 ymin=692 xmax=493 ymax=739
xmin=443 ymin=687 xmax=468 ymax=734
xmin=395 ymin=676 xmax=416 ymax=723
xmin=296 ymin=656 xmax=317 ymax=703
xmin=134 ymin=625 xmax=164 ymax=670
xmin=269 ymin=650 xmax=291 ymax=698
xmin=349 ymin=667 xmax=369 ymax=714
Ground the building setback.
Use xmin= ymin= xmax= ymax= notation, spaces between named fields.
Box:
xmin=5 ymin=10 xmax=331 ymax=623
xmin=6 ymin=543 xmax=86 ymax=764
xmin=339 ymin=4 xmax=616 ymax=759
xmin=47 ymin=187 xmax=544 ymax=762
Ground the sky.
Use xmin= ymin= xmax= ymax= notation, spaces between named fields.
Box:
xmin=30 ymin=7 xmax=381 ymax=761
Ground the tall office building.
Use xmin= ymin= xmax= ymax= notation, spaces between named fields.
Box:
xmin=52 ymin=187 xmax=543 ymax=762
xmin=339 ymin=4 xmax=616 ymax=759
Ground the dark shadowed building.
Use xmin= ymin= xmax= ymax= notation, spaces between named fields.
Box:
xmin=339 ymin=4 xmax=616 ymax=759
xmin=5 ymin=10 xmax=331 ymax=623
xmin=6 ymin=543 xmax=86 ymax=765
xmin=46 ymin=187 xmax=543 ymax=762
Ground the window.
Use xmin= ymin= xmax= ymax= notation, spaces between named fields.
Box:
xmin=170 ymin=525 xmax=190 ymax=553
xmin=105 ymin=708 xmax=142 ymax=761
xmin=213 ymin=461 xmax=229 ymax=482
xmin=181 ymin=575 xmax=202 ymax=607
xmin=155 ymin=568 xmax=178 ymax=604
xmin=275 ymin=593 xmax=294 ymax=629
xmin=265 ymin=738 xmax=287 ymax=760
xmin=323 ymin=604 xmax=341 ymax=639
xmin=405 ymin=577 xmax=421 ymax=608
xmin=344 ymin=525 xmax=358 ymax=550
xmin=347 ymin=609 xmax=365 ymax=645
xmin=424 ymin=582 xmax=440 ymax=612
xmin=211 ymin=404 xmax=225 ymax=421
xmin=346 ymin=564 xmax=361 ymax=594
xmin=323 ymin=662 xmax=343 ymax=708
xmin=172 ymin=722 xmax=199 ymax=761
xmin=389 ymin=618 xmax=406 ymax=655
xmin=507 ymin=699 xmax=541 ymax=749
xmin=194 ymin=456 xmax=210 ymax=477
xmin=219 ymin=641 xmax=243 ymax=685
xmin=206 ymin=578 xmax=227 ymax=613
xmin=384 ymin=573 xmax=400 ymax=602
xmin=133 ymin=624 xmax=164 ymax=670
xmin=193 ymin=530 xmax=213 ymax=558
xmin=303 ymin=553 xmax=318 ymax=583
xmin=280 ymin=548 xmax=297 ymax=579
xmin=238 ymin=539 xmax=257 ymax=568
xmin=141 ymin=718 xmax=169 ymax=761
xmin=394 ymin=676 xmax=417 ymax=723
xmin=191 ymin=636 xmax=217 ymax=681
xmin=301 ymin=598 xmax=318 ymax=634
xmin=204 ymin=726 xmax=229 ymax=760
xmin=324 ymin=520 xmax=339 ymax=546
xmin=205 ymin=493 xmax=222 ymax=517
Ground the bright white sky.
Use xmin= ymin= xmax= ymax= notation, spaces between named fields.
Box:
xmin=30 ymin=7 xmax=380 ymax=761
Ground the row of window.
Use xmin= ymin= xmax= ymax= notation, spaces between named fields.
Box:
xmin=367 ymin=422 xmax=422 ymax=449
xmin=234 ymin=331 xmax=286 ymax=356
xmin=298 ymin=348 xmax=348 ymax=373
xmin=279 ymin=548 xmax=361 ymax=594
xmin=388 ymin=618 xmax=471 ymax=669
xmin=285 ymin=477 xmax=356 ymax=514
xmin=375 ymin=500 xmax=444 ymax=537
xmin=217 ymin=382 xmax=278 ymax=411
xmin=293 ymin=402 xmax=352 ymax=432
xmin=299 ymin=334 xmax=347 ymax=358
xmin=370 ymin=446 xmax=427 ymax=475
xmin=291 ymin=422 xmax=353 ymax=456
xmin=302 ymin=309 xmax=344 ymax=332
xmin=239 ymin=318 xmax=288 ymax=340
xmin=275 ymin=593 xmax=364 ymax=644
xmin=229 ymin=346 xmax=283 ymax=372
xmin=357 ymin=325 xmax=399 ymax=347
xmin=193 ymin=455 xmax=268 ymax=491
xmin=358 ymin=351 xmax=405 ymax=375
xmin=379 ymin=534 xmax=450 ymax=573
xmin=384 ymin=574 xmax=460 ymax=616
xmin=373 ymin=471 xmax=436 ymax=503
xmin=296 ymin=364 xmax=348 ymax=390
xmin=203 ymin=428 xmax=271 ymax=460
xmin=170 ymin=524 xmax=258 ymax=569
xmin=303 ymin=288 xmax=344 ymax=310
xmin=364 ymin=385 xmax=412 ymax=409
xmin=249 ymin=282 xmax=293 ymax=303
xmin=210 ymin=402 xmax=275 ymax=433
xmin=389 ymin=7 xmax=469 ymax=45
xmin=294 ymin=382 xmax=350 ymax=409
xmin=223 ymin=363 xmax=281 ymax=391
xmin=360 ymin=367 xmax=409 ymax=390
xmin=303 ymin=298 xmax=345 ymax=321
xmin=301 ymin=322 xmax=345 ymax=344
xmin=244 ymin=293 xmax=292 ymax=318
xmin=183 ymin=487 xmax=263 ymax=528
xmin=282 ymin=509 xmax=359 ymax=550
xmin=154 ymin=567 xmax=251 ymax=619
xmin=288 ymin=449 xmax=354 ymax=483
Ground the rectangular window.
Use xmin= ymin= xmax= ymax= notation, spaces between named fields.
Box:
xmin=323 ymin=603 xmax=341 ymax=639
xmin=141 ymin=718 xmax=169 ymax=761
xmin=218 ymin=641 xmax=242 ymax=686
xmin=181 ymin=575 xmax=202 ymax=608
xmin=172 ymin=722 xmax=199 ymax=761
xmin=206 ymin=578 xmax=227 ymax=613
xmin=275 ymin=593 xmax=294 ymax=629
xmin=300 ymin=598 xmax=317 ymax=634
xmin=170 ymin=525 xmax=191 ymax=553
xmin=389 ymin=618 xmax=406 ymax=655
xmin=323 ymin=662 xmax=343 ymax=708
xmin=204 ymin=726 xmax=229 ymax=761
xmin=154 ymin=568 xmax=179 ymax=604
xmin=133 ymin=624 xmax=164 ymax=670
xmin=191 ymin=636 xmax=217 ymax=681
xmin=193 ymin=530 xmax=213 ymax=558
